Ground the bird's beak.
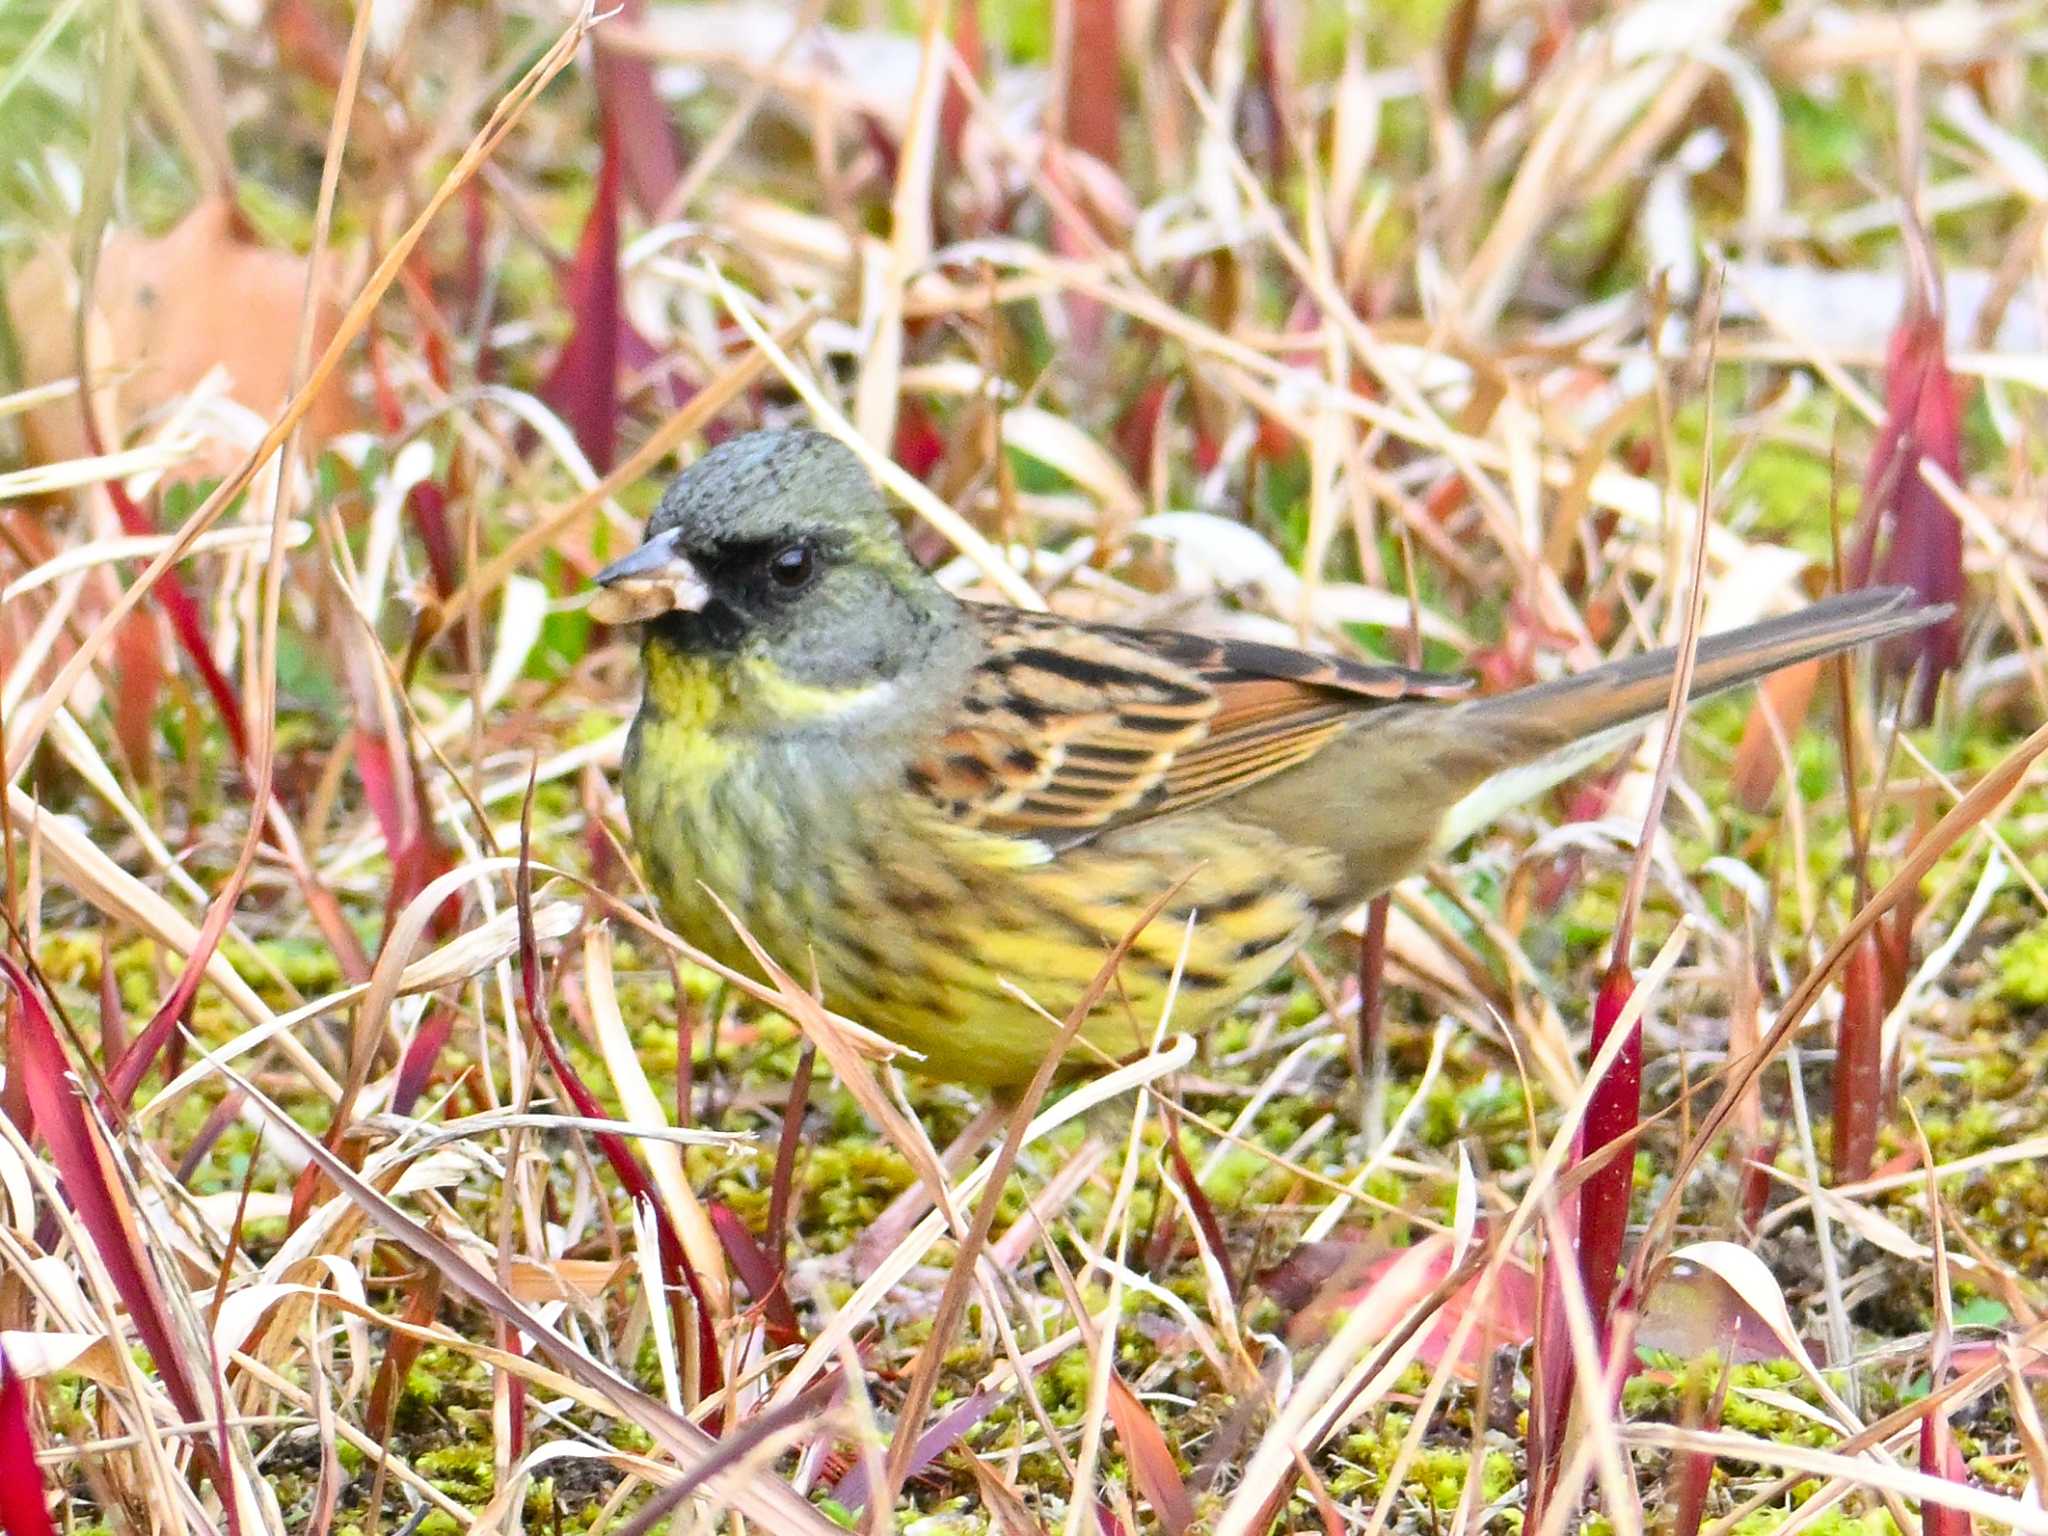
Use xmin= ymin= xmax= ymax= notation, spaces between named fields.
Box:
xmin=588 ymin=529 xmax=711 ymax=625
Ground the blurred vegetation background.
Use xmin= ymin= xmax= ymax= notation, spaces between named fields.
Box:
xmin=1 ymin=0 xmax=2046 ymax=1531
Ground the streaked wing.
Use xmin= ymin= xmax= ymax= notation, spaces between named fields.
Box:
xmin=907 ymin=606 xmax=1470 ymax=838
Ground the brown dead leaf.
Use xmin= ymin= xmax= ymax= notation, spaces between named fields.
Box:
xmin=1638 ymin=1247 xmax=1806 ymax=1365
xmin=966 ymin=1457 xmax=1051 ymax=1536
xmin=0 ymin=1329 xmax=128 ymax=1388
xmin=9 ymin=197 xmax=353 ymax=474
xmin=1105 ymin=1374 xmax=1195 ymax=1536
xmin=1730 ymin=659 xmax=1822 ymax=812
xmin=505 ymin=1258 xmax=628 ymax=1306
xmin=1268 ymin=1231 xmax=1537 ymax=1380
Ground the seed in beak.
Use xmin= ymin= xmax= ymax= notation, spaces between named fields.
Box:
xmin=589 ymin=531 xmax=711 ymax=623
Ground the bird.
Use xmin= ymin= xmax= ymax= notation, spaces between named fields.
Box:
xmin=593 ymin=428 xmax=1943 ymax=1087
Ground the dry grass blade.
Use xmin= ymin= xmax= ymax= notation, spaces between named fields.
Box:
xmin=850 ymin=2 xmax=944 ymax=453
xmin=4 ymin=8 xmax=594 ymax=779
xmin=1634 ymin=715 xmax=2048 ymax=1277
xmin=1634 ymin=1424 xmax=2048 ymax=1533
xmin=511 ymin=832 xmax=723 ymax=1400
xmin=604 ymin=1388 xmax=838 ymax=1536
xmin=1 ymin=958 xmax=221 ymax=1488
xmin=198 ymin=1050 xmax=844 ymax=1533
xmin=764 ymin=1041 xmax=1195 ymax=1415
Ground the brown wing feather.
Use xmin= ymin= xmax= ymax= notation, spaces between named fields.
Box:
xmin=907 ymin=607 xmax=1471 ymax=839
xmin=1135 ymin=629 xmax=1470 ymax=704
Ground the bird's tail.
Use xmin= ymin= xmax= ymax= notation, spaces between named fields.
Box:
xmin=1434 ymin=585 xmax=1944 ymax=850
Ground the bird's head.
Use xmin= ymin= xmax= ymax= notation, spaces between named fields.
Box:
xmin=592 ymin=429 xmax=964 ymax=720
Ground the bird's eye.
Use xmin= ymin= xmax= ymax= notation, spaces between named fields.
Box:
xmin=766 ymin=541 xmax=816 ymax=592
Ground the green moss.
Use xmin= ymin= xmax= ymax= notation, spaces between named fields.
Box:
xmin=1330 ymin=1402 xmax=1515 ymax=1510
xmin=220 ymin=935 xmax=346 ymax=995
xmin=1995 ymin=927 xmax=2048 ymax=1009
xmin=399 ymin=1362 xmax=445 ymax=1418
xmin=1041 ymin=1346 xmax=1098 ymax=1420
xmin=1731 ymin=1508 xmax=1896 ymax=1536
xmin=1782 ymin=91 xmax=1871 ymax=185
xmin=1202 ymin=1145 xmax=1271 ymax=1207
xmin=796 ymin=1140 xmax=918 ymax=1250
xmin=1414 ymin=1445 xmax=1516 ymax=1508
xmin=417 ymin=1442 xmax=495 ymax=1502
xmin=1740 ymin=440 xmax=1847 ymax=555
xmin=1720 ymin=1365 xmax=1839 ymax=1450
xmin=35 ymin=931 xmax=102 ymax=986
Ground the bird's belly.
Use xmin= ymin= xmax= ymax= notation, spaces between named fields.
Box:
xmin=622 ymin=714 xmax=856 ymax=985
xmin=868 ymin=818 xmax=1338 ymax=1084
xmin=624 ymin=716 xmax=1344 ymax=1086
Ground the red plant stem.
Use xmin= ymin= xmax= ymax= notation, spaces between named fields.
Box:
xmin=1739 ymin=1130 xmax=1779 ymax=1237
xmin=708 ymin=1203 xmax=802 ymax=1349
xmin=173 ymin=1086 xmax=249 ymax=1183
xmin=103 ymin=480 xmax=249 ymax=761
xmin=539 ymin=113 xmax=622 ymax=475
xmin=363 ymin=1266 xmax=444 ymax=1442
xmin=108 ymin=600 xmax=164 ymax=784
xmin=398 ymin=260 xmax=453 ymax=392
xmin=0 ymin=1346 xmax=57 ymax=1536
xmin=389 ymin=1007 xmax=457 ymax=1118
xmin=524 ymin=961 xmax=719 ymax=1393
xmin=1063 ymin=0 xmax=1120 ymax=173
xmin=764 ymin=1041 xmax=813 ymax=1290
xmin=460 ymin=180 xmax=490 ymax=331
xmin=1576 ymin=962 xmax=1639 ymax=1330
xmin=1527 ymin=1209 xmax=1575 ymax=1517
xmin=1250 ymin=0 xmax=1291 ymax=177
xmin=1529 ymin=958 xmax=1641 ymax=1519
xmin=103 ymin=986 xmax=196 ymax=1110
xmin=368 ymin=328 xmax=406 ymax=433
xmin=1920 ymin=1407 xmax=1975 ymax=1536
xmin=511 ymin=809 xmax=721 ymax=1401
xmin=95 ymin=933 xmax=126 ymax=1067
xmin=1670 ymin=1356 xmax=1730 ymax=1536
xmin=497 ymin=1320 xmax=527 ymax=1462
xmin=939 ymin=0 xmax=981 ymax=165
xmin=1832 ymin=935 xmax=1886 ymax=1184
xmin=590 ymin=0 xmax=683 ymax=217
xmin=1 ymin=958 xmax=221 ymax=1487
xmin=1163 ymin=1108 xmax=1238 ymax=1304
xmin=0 ymin=999 xmax=31 ymax=1141
xmin=407 ymin=480 xmax=460 ymax=600
xmin=1529 ymin=964 xmax=1637 ymax=1518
